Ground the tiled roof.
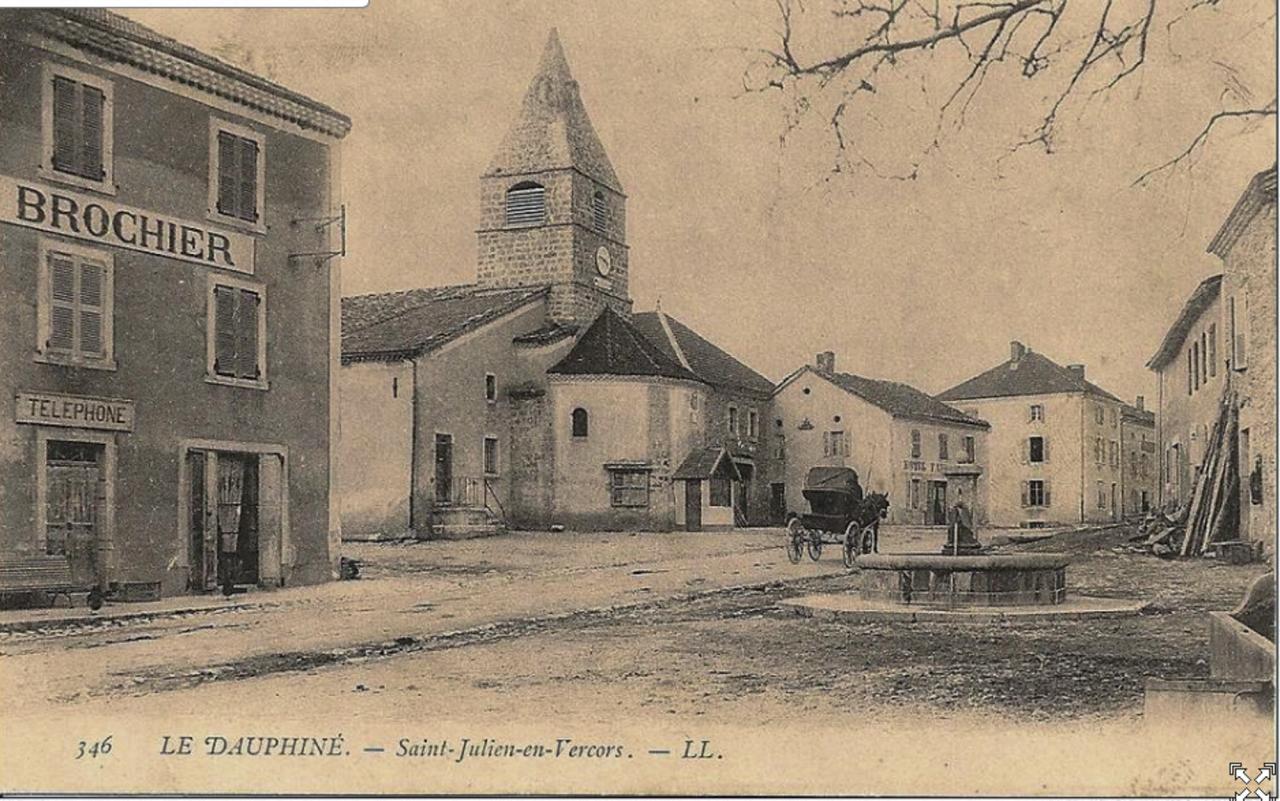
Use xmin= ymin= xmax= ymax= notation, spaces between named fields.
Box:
xmin=512 ymin=323 xmax=579 ymax=346
xmin=10 ymin=9 xmax=350 ymax=138
xmin=342 ymin=284 xmax=547 ymax=362
xmin=938 ymin=350 xmax=1123 ymax=404
xmin=1208 ymin=165 xmax=1277 ymax=259
xmin=632 ymin=311 xmax=774 ymax=398
xmin=672 ymin=447 xmax=740 ymax=480
xmin=1145 ymin=274 xmax=1223 ymax=370
xmin=485 ymin=29 xmax=621 ymax=192
xmin=547 ymin=307 xmax=701 ymax=382
xmin=825 ymin=371 xmax=989 ymax=428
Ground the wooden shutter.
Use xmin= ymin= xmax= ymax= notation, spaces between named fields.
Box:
xmin=48 ymin=254 xmax=77 ymax=352
xmin=1042 ymin=437 xmax=1050 ymax=463
xmin=213 ymin=285 xmax=238 ymax=376
xmin=238 ymin=137 xmax=259 ymax=222
xmin=217 ymin=132 xmax=240 ymax=218
xmin=1020 ymin=481 xmax=1029 ymax=508
xmin=77 ymin=261 xmax=104 ymax=356
xmin=236 ymin=288 xmax=260 ymax=379
xmin=80 ymin=85 xmax=104 ymax=180
xmin=1044 ymin=481 xmax=1051 ymax=507
xmin=52 ymin=77 xmax=79 ymax=175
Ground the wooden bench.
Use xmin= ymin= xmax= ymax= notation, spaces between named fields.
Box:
xmin=0 ymin=557 xmax=101 ymax=609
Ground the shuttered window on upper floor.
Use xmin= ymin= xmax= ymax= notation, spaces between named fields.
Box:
xmin=43 ymin=247 xmax=111 ymax=363
xmin=215 ymin=130 xmax=261 ymax=223
xmin=51 ymin=75 xmax=106 ymax=182
xmin=212 ymin=283 xmax=264 ymax=383
xmin=506 ymin=183 xmax=546 ymax=227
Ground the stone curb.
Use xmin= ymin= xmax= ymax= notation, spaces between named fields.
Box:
xmin=780 ymin=595 xmax=1148 ymax=623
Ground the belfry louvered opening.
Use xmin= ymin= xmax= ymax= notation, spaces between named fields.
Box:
xmin=505 ymin=182 xmax=546 ymax=227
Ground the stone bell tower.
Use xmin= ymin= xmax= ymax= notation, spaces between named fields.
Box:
xmin=475 ymin=29 xmax=631 ymax=326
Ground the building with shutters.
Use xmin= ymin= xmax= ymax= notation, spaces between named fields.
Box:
xmin=939 ymin=342 xmax=1146 ymax=528
xmin=772 ymin=352 xmax=990 ymax=526
xmin=1147 ymin=165 xmax=1277 ymax=547
xmin=0 ymin=10 xmax=350 ymax=599
xmin=338 ymin=30 xmax=778 ymax=537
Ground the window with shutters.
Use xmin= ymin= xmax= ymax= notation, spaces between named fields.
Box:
xmin=505 ymin=182 xmax=546 ymax=227
xmin=206 ymin=274 xmax=267 ymax=389
xmin=41 ymin=64 xmax=114 ymax=192
xmin=910 ymin=430 xmax=921 ymax=459
xmin=36 ymin=239 xmax=114 ymax=369
xmin=938 ymin=433 xmax=949 ymax=461
xmin=1209 ymin=323 xmax=1217 ymax=377
xmin=1024 ymin=480 xmax=1048 ymax=508
xmin=1029 ymin=436 xmax=1046 ymax=464
xmin=209 ymin=120 xmax=265 ymax=229
xmin=961 ymin=435 xmax=976 ymax=464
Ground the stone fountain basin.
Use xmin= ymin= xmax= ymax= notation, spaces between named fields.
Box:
xmin=857 ymin=552 xmax=1070 ymax=607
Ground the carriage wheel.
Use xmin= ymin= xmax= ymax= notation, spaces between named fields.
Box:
xmin=860 ymin=524 xmax=878 ymax=555
xmin=785 ymin=518 xmax=805 ymax=564
xmin=806 ymin=533 xmax=823 ymax=562
xmin=842 ymin=522 xmax=860 ymax=568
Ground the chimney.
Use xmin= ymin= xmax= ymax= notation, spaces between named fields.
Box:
xmin=1010 ymin=341 xmax=1026 ymax=362
xmin=815 ymin=351 xmax=836 ymax=375
xmin=1067 ymin=364 xmax=1085 ymax=379
xmin=1136 ymin=395 xmax=1145 ymax=412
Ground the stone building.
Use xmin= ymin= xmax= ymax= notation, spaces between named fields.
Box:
xmin=1121 ymin=399 xmax=1157 ymax=517
xmin=337 ymin=30 xmax=777 ymax=537
xmin=773 ymin=352 xmax=990 ymax=526
xmin=939 ymin=342 xmax=1135 ymax=528
xmin=1145 ymin=274 xmax=1225 ymax=509
xmin=1210 ymin=165 xmax=1275 ymax=548
xmin=0 ymin=10 xmax=350 ymax=598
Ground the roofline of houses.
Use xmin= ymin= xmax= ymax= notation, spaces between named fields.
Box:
xmin=775 ymin=364 xmax=991 ymax=430
xmin=16 ymin=9 xmax=352 ymax=138
xmin=1145 ymin=274 xmax=1224 ymax=370
xmin=1207 ymin=165 xmax=1277 ymax=259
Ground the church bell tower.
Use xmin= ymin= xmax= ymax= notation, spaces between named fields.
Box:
xmin=476 ymin=29 xmax=630 ymax=326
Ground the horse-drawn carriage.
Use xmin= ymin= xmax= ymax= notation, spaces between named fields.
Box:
xmin=785 ymin=466 xmax=888 ymax=567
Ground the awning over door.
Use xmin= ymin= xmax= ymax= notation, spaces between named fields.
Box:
xmin=673 ymin=447 xmax=742 ymax=481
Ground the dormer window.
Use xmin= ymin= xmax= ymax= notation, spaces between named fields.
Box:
xmin=592 ymin=190 xmax=607 ymax=232
xmin=506 ymin=182 xmax=546 ymax=227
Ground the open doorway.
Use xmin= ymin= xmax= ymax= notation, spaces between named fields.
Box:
xmin=187 ymin=448 xmax=284 ymax=593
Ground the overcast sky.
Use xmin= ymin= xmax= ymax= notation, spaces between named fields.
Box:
xmin=127 ymin=1 xmax=1275 ymax=403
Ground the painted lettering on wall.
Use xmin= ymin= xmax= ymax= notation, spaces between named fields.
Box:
xmin=0 ymin=175 xmax=254 ymax=274
xmin=15 ymin=391 xmax=134 ymax=432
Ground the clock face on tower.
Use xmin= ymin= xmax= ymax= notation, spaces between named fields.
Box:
xmin=595 ymin=245 xmax=612 ymax=277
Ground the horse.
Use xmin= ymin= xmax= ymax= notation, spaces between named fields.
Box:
xmin=851 ymin=492 xmax=890 ymax=554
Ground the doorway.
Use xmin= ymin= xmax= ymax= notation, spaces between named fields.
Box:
xmin=45 ymin=439 xmax=106 ymax=589
xmin=434 ymin=434 xmax=453 ymax=505
xmin=769 ymin=483 xmax=787 ymax=526
xmin=187 ymin=449 xmax=282 ymax=592
xmin=927 ymin=481 xmax=948 ymax=525
xmin=684 ymin=480 xmax=702 ymax=532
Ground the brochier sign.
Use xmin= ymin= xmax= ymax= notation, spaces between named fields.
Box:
xmin=0 ymin=175 xmax=255 ymax=274
xmin=15 ymin=391 xmax=134 ymax=432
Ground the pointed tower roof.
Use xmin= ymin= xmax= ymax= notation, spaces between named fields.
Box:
xmin=486 ymin=29 xmax=623 ymax=192
xmin=548 ymin=307 xmax=701 ymax=382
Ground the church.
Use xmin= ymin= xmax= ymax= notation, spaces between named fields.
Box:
xmin=338 ymin=31 xmax=778 ymax=538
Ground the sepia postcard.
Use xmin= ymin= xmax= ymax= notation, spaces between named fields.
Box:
xmin=0 ymin=1 xmax=1276 ymax=796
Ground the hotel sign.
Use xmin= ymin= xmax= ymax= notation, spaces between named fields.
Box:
xmin=0 ymin=175 xmax=255 ymax=274
xmin=16 ymin=392 xmax=134 ymax=432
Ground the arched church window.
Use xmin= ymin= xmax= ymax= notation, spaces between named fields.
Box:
xmin=571 ymin=408 xmax=589 ymax=438
xmin=592 ymin=190 xmax=607 ymax=233
xmin=506 ymin=182 xmax=546 ymax=227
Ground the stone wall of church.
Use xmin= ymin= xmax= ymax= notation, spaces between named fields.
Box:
xmin=508 ymin=391 xmax=554 ymax=529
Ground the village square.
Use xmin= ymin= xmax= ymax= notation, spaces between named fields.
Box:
xmin=0 ymin=3 xmax=1275 ymax=796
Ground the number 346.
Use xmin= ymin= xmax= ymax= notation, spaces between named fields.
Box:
xmin=76 ymin=736 xmax=112 ymax=760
